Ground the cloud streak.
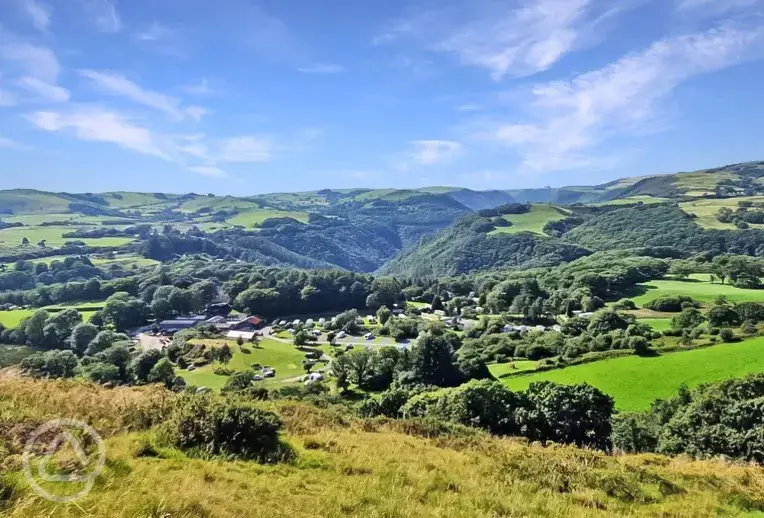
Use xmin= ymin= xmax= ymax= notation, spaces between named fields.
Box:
xmin=21 ymin=0 xmax=52 ymax=32
xmin=376 ymin=0 xmax=635 ymax=80
xmin=79 ymin=70 xmax=188 ymax=119
xmin=297 ymin=63 xmax=345 ymax=74
xmin=483 ymin=23 xmax=764 ymax=173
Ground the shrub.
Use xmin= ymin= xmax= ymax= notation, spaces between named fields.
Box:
xmin=612 ymin=413 xmax=660 ymax=453
xmin=719 ymin=328 xmax=736 ymax=343
xmin=163 ymin=393 xmax=288 ymax=462
xmin=645 ymin=296 xmax=699 ymax=313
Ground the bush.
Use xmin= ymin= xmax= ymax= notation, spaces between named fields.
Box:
xmin=163 ymin=393 xmax=288 ymax=462
xmin=645 ymin=296 xmax=699 ymax=313
xmin=612 ymin=413 xmax=660 ymax=453
xmin=719 ymin=328 xmax=736 ymax=343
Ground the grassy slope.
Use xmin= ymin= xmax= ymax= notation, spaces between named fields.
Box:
xmin=0 ymin=226 xmax=134 ymax=248
xmin=637 ymin=318 xmax=672 ymax=331
xmin=3 ymin=378 xmax=764 ymax=517
xmin=178 ymin=338 xmax=311 ymax=390
xmin=501 ymin=336 xmax=764 ymax=411
xmin=591 ymin=195 xmax=670 ymax=206
xmin=628 ymin=277 xmax=764 ymax=307
xmin=490 ymin=205 xmax=570 ymax=235
xmin=679 ymin=196 xmax=764 ymax=230
xmin=227 ymin=209 xmax=309 ymax=227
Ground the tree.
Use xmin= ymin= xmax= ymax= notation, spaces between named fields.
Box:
xmin=148 ymin=358 xmax=176 ymax=388
xmin=376 ymin=305 xmax=392 ymax=325
xmin=719 ymin=328 xmax=736 ymax=343
xmin=21 ymin=237 xmax=29 ymax=246
xmin=219 ymin=343 xmax=233 ymax=365
xmin=69 ymin=322 xmax=98 ymax=355
xmin=410 ymin=331 xmax=464 ymax=387
xmin=431 ymin=295 xmax=443 ymax=312
xmin=85 ymin=330 xmax=128 ymax=356
xmin=587 ymin=310 xmax=631 ymax=334
xmin=130 ymin=349 xmax=162 ymax=383
xmin=671 ymin=308 xmax=705 ymax=330
xmin=102 ymin=292 xmax=149 ymax=332
xmin=23 ymin=309 xmax=50 ymax=347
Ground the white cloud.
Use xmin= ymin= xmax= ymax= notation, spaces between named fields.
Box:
xmin=220 ymin=136 xmax=270 ymax=162
xmin=404 ymin=140 xmax=463 ymax=168
xmin=21 ymin=0 xmax=52 ymax=32
xmin=376 ymin=0 xmax=634 ymax=80
xmin=0 ymin=136 xmax=22 ymax=149
xmin=188 ymin=165 xmax=227 ymax=177
xmin=184 ymin=78 xmax=215 ymax=95
xmin=677 ymin=0 xmax=762 ymax=14
xmin=27 ymin=108 xmax=167 ymax=158
xmin=456 ymin=104 xmax=481 ymax=112
xmin=0 ymin=44 xmax=60 ymax=82
xmin=18 ymin=76 xmax=70 ymax=102
xmin=79 ymin=70 xmax=184 ymax=119
xmin=184 ymin=105 xmax=209 ymax=122
xmin=83 ymin=0 xmax=121 ymax=33
xmin=297 ymin=63 xmax=345 ymax=74
xmin=135 ymin=22 xmax=171 ymax=42
xmin=483 ymin=23 xmax=764 ymax=173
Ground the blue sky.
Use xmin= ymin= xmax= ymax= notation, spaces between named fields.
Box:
xmin=0 ymin=0 xmax=763 ymax=195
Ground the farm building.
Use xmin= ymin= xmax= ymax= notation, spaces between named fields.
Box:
xmin=226 ymin=330 xmax=256 ymax=341
xmin=158 ymin=316 xmax=206 ymax=333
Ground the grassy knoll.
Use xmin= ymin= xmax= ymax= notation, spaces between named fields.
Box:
xmin=637 ymin=318 xmax=672 ymax=331
xmin=3 ymin=377 xmax=764 ymax=517
xmin=592 ymin=195 xmax=669 ymax=206
xmin=178 ymin=338 xmax=311 ymax=391
xmin=628 ymin=276 xmax=764 ymax=307
xmin=501 ymin=336 xmax=764 ymax=411
xmin=488 ymin=360 xmax=540 ymax=377
xmin=0 ymin=309 xmax=34 ymax=329
xmin=679 ymin=196 xmax=764 ymax=230
xmin=227 ymin=208 xmax=309 ymax=227
xmin=0 ymin=226 xmax=134 ymax=248
xmin=490 ymin=204 xmax=570 ymax=236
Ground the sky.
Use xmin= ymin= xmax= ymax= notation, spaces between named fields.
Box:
xmin=0 ymin=0 xmax=763 ymax=195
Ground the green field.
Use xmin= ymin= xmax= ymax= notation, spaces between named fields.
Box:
xmin=226 ymin=209 xmax=309 ymax=227
xmin=679 ymin=196 xmax=764 ymax=230
xmin=501 ymin=337 xmax=764 ymax=410
xmin=178 ymin=338 xmax=314 ymax=391
xmin=628 ymin=276 xmax=764 ymax=307
xmin=0 ymin=226 xmax=134 ymax=248
xmin=637 ymin=318 xmax=672 ymax=331
xmin=592 ymin=195 xmax=669 ymax=207
xmin=0 ymin=309 xmax=34 ymax=328
xmin=487 ymin=360 xmax=540 ymax=377
xmin=490 ymin=204 xmax=570 ymax=235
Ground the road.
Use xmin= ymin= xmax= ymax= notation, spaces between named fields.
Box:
xmin=261 ymin=326 xmax=405 ymax=348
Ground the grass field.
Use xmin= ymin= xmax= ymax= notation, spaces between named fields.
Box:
xmin=178 ymin=338 xmax=312 ymax=391
xmin=679 ymin=196 xmax=764 ymax=230
xmin=226 ymin=209 xmax=309 ymax=227
xmin=0 ymin=309 xmax=34 ymax=328
xmin=628 ymin=276 xmax=764 ymax=307
xmin=0 ymin=226 xmax=134 ymax=248
xmin=501 ymin=336 xmax=764 ymax=410
xmin=490 ymin=204 xmax=570 ymax=236
xmin=488 ymin=360 xmax=540 ymax=377
xmin=592 ymin=195 xmax=669 ymax=207
xmin=637 ymin=318 xmax=672 ymax=331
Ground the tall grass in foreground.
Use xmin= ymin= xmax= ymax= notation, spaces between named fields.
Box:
xmin=2 ymin=379 xmax=764 ymax=517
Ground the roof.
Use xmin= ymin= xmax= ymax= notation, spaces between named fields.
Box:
xmin=205 ymin=315 xmax=226 ymax=323
xmin=227 ymin=330 xmax=256 ymax=340
xmin=159 ymin=319 xmax=199 ymax=326
xmin=247 ymin=315 xmax=264 ymax=325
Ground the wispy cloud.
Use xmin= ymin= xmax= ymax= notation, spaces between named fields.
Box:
xmin=21 ymin=0 xmax=52 ymax=32
xmin=0 ymin=136 xmax=23 ymax=149
xmin=220 ymin=136 xmax=270 ymax=162
xmin=187 ymin=165 xmax=227 ymax=177
xmin=297 ymin=63 xmax=345 ymax=74
xmin=79 ymin=70 xmax=184 ymax=119
xmin=17 ymin=76 xmax=69 ymax=102
xmin=0 ymin=43 xmax=60 ymax=82
xmin=481 ymin=23 xmax=764 ymax=173
xmin=184 ymin=106 xmax=209 ymax=122
xmin=398 ymin=140 xmax=463 ymax=170
xmin=376 ymin=0 xmax=636 ymax=80
xmin=184 ymin=78 xmax=215 ymax=96
xmin=27 ymin=108 xmax=168 ymax=158
xmin=82 ymin=0 xmax=121 ymax=33
xmin=676 ymin=0 xmax=762 ymax=14
xmin=135 ymin=22 xmax=172 ymax=42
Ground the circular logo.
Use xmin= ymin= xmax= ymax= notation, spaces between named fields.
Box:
xmin=22 ymin=419 xmax=106 ymax=503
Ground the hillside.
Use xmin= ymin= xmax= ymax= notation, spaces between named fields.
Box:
xmin=2 ymin=377 xmax=764 ymax=517
xmin=2 ymin=160 xmax=764 ymax=274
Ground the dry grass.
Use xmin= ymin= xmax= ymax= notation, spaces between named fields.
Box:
xmin=2 ymin=380 xmax=764 ymax=517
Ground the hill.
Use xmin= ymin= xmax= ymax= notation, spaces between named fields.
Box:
xmin=3 ymin=377 xmax=764 ymax=517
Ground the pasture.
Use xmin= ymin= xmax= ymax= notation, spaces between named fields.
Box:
xmin=0 ymin=225 xmax=134 ymax=249
xmin=501 ymin=336 xmax=764 ymax=410
xmin=178 ymin=338 xmax=313 ymax=391
xmin=226 ymin=209 xmax=309 ymax=227
xmin=592 ymin=195 xmax=669 ymax=206
xmin=0 ymin=309 xmax=34 ymax=329
xmin=637 ymin=318 xmax=672 ymax=331
xmin=490 ymin=204 xmax=570 ymax=236
xmin=679 ymin=196 xmax=764 ymax=230
xmin=628 ymin=276 xmax=764 ymax=307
